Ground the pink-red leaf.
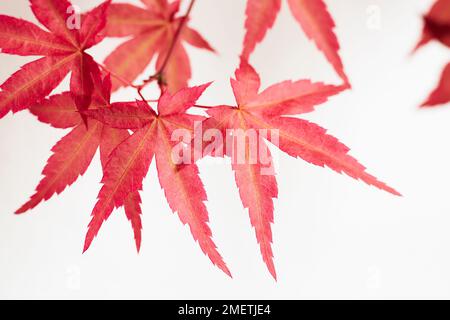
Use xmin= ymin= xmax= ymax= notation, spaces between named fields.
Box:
xmin=205 ymin=61 xmax=398 ymax=277
xmin=0 ymin=1 xmax=109 ymax=117
xmin=421 ymin=62 xmax=450 ymax=107
xmin=104 ymin=1 xmax=212 ymax=92
xmin=414 ymin=1 xmax=450 ymax=107
xmin=416 ymin=0 xmax=450 ymax=50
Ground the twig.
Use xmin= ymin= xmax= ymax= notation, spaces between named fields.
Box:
xmin=158 ymin=0 xmax=196 ymax=76
xmin=193 ymin=105 xmax=213 ymax=109
xmin=135 ymin=0 xmax=197 ymax=93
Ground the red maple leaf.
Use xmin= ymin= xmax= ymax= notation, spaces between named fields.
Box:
xmin=103 ymin=0 xmax=214 ymax=92
xmin=16 ymin=74 xmax=144 ymax=251
xmin=83 ymin=83 xmax=231 ymax=276
xmin=416 ymin=0 xmax=450 ymax=107
xmin=422 ymin=62 xmax=450 ymax=107
xmin=242 ymin=0 xmax=349 ymax=84
xmin=199 ymin=61 xmax=400 ymax=279
xmin=0 ymin=0 xmax=111 ymax=119
xmin=0 ymin=0 xmax=402 ymax=278
xmin=416 ymin=0 xmax=450 ymax=50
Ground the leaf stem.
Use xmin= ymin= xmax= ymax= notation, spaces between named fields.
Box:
xmin=99 ymin=63 xmax=151 ymax=102
xmin=158 ymin=0 xmax=196 ymax=76
xmin=193 ymin=104 xmax=213 ymax=109
xmin=135 ymin=0 xmax=197 ymax=93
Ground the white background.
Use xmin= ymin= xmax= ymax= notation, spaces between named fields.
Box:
xmin=0 ymin=0 xmax=450 ymax=299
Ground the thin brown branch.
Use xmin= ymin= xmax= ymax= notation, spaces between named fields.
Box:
xmin=158 ymin=0 xmax=196 ymax=75
xmin=135 ymin=0 xmax=197 ymax=92
xmin=192 ymin=105 xmax=214 ymax=109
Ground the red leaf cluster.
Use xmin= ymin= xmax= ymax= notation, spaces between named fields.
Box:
xmin=0 ymin=0 xmax=400 ymax=278
xmin=416 ymin=0 xmax=450 ymax=107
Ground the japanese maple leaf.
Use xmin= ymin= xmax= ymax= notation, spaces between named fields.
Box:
xmin=0 ymin=0 xmax=111 ymax=119
xmin=415 ymin=0 xmax=450 ymax=107
xmin=103 ymin=0 xmax=214 ymax=92
xmin=242 ymin=0 xmax=349 ymax=84
xmin=83 ymin=84 xmax=231 ymax=276
xmin=416 ymin=0 xmax=450 ymax=50
xmin=16 ymin=75 xmax=143 ymax=251
xmin=202 ymin=61 xmax=400 ymax=279
xmin=422 ymin=62 xmax=450 ymax=107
